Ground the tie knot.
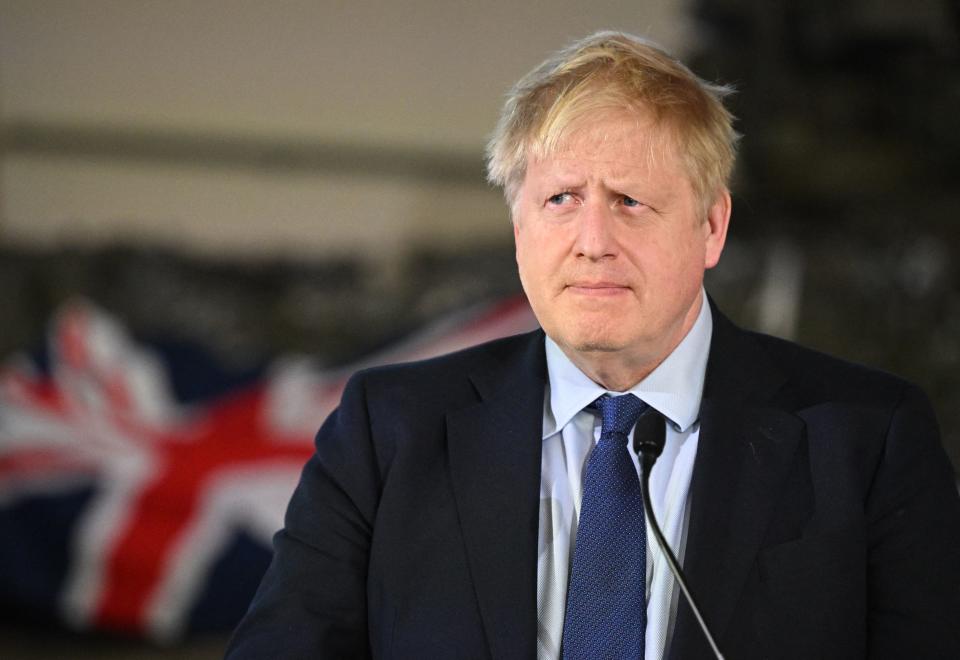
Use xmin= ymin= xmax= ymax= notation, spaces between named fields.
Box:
xmin=591 ymin=393 xmax=648 ymax=437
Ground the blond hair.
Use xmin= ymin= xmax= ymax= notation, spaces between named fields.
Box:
xmin=486 ymin=31 xmax=739 ymax=213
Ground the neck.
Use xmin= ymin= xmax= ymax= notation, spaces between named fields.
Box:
xmin=560 ymin=348 xmax=661 ymax=392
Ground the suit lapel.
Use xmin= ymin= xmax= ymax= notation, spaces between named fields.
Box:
xmin=447 ymin=331 xmax=546 ymax=660
xmin=669 ymin=307 xmax=805 ymax=659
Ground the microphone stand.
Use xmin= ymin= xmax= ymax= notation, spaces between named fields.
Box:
xmin=635 ymin=415 xmax=725 ymax=660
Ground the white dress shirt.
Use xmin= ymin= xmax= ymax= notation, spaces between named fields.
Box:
xmin=536 ymin=296 xmax=713 ymax=660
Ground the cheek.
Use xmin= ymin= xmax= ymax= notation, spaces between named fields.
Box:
xmin=516 ymin=228 xmax=551 ymax=272
xmin=514 ymin=233 xmax=531 ymax=276
xmin=514 ymin=233 xmax=542 ymax=293
xmin=649 ymin=231 xmax=704 ymax=278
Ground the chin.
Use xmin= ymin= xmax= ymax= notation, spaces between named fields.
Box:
xmin=558 ymin=328 xmax=632 ymax=355
xmin=570 ymin=341 xmax=624 ymax=354
xmin=537 ymin=304 xmax=639 ymax=355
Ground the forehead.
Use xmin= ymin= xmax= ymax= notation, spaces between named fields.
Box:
xmin=526 ymin=110 xmax=685 ymax=184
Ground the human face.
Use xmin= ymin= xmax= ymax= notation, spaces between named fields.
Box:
xmin=513 ymin=112 xmax=730 ymax=388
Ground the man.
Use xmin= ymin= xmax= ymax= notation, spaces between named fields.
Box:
xmin=226 ymin=32 xmax=960 ymax=659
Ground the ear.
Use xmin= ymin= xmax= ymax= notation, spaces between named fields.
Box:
xmin=703 ymin=189 xmax=731 ymax=270
xmin=512 ymin=209 xmax=524 ymax=262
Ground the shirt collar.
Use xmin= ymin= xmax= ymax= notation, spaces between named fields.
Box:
xmin=543 ymin=290 xmax=713 ymax=439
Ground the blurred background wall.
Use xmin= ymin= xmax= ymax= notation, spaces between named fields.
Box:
xmin=0 ymin=1 xmax=690 ymax=258
xmin=1 ymin=0 xmax=958 ymax=657
xmin=0 ymin=0 xmax=692 ymax=370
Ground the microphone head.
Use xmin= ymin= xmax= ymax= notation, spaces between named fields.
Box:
xmin=632 ymin=407 xmax=666 ymax=459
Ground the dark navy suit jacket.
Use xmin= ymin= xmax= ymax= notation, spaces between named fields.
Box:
xmin=226 ymin=306 xmax=960 ymax=659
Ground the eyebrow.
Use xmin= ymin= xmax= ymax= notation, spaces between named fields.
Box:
xmin=541 ymin=171 xmax=652 ymax=195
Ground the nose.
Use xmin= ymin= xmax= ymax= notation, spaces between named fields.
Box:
xmin=574 ymin=200 xmax=618 ymax=261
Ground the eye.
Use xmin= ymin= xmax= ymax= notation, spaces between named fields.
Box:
xmin=547 ymin=192 xmax=575 ymax=206
xmin=622 ymin=196 xmax=644 ymax=208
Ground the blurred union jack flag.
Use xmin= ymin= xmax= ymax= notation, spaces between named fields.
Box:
xmin=0 ymin=297 xmax=537 ymax=641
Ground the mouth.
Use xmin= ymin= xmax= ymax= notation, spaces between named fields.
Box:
xmin=564 ymin=282 xmax=631 ymax=297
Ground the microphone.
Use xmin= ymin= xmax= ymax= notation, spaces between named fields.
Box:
xmin=633 ymin=410 xmax=725 ymax=660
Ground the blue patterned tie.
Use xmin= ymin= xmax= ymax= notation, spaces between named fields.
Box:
xmin=562 ymin=393 xmax=648 ymax=659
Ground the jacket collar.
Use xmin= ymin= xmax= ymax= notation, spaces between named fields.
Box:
xmin=447 ymin=330 xmax=547 ymax=660
xmin=668 ymin=302 xmax=805 ymax=659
